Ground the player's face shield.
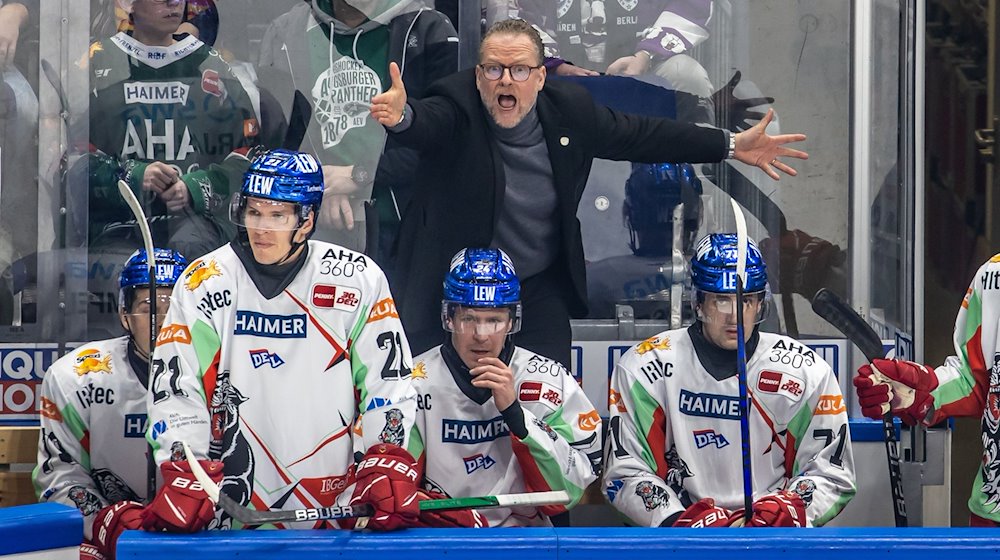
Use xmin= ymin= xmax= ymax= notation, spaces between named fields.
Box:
xmin=230 ymin=196 xmax=306 ymax=231
xmin=442 ymin=303 xmax=521 ymax=336
xmin=694 ymin=289 xmax=771 ymax=325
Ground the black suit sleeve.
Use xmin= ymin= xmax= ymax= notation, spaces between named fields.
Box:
xmin=390 ymin=95 xmax=464 ymax=149
xmin=592 ymin=104 xmax=728 ymax=164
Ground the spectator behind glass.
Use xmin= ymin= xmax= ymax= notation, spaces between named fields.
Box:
xmin=258 ymin=0 xmax=458 ymax=262
xmin=0 ymin=0 xmax=39 ymax=270
xmin=73 ymin=0 xmax=262 ymax=259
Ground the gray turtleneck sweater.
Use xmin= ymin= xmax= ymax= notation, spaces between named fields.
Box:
xmin=487 ymin=107 xmax=558 ymax=280
xmin=392 ymin=103 xmax=558 ymax=279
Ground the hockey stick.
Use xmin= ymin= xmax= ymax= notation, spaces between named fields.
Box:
xmin=730 ymin=199 xmax=753 ymax=523
xmin=117 ymin=180 xmax=159 ymax=503
xmin=282 ymin=90 xmax=312 ymax=150
xmin=810 ymin=288 xmax=907 ymax=527
xmin=182 ymin=442 xmax=570 ymax=525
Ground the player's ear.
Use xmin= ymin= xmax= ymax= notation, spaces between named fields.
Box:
xmin=295 ymin=210 xmax=315 ymax=242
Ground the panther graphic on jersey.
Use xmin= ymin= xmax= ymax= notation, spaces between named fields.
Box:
xmin=791 ymin=479 xmax=817 ymax=507
xmin=664 ymin=444 xmax=693 ymax=506
xmin=379 ymin=408 xmax=405 ymax=446
xmin=636 ymin=481 xmax=668 ymax=511
xmin=208 ymin=370 xmax=255 ymax=528
xmin=533 ymin=418 xmax=559 ymax=442
xmin=981 ymin=354 xmax=1000 ymax=513
xmin=92 ymin=468 xmax=139 ymax=503
xmin=68 ymin=485 xmax=102 ymax=516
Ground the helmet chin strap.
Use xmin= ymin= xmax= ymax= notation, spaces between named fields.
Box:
xmin=273 ymin=216 xmax=310 ymax=266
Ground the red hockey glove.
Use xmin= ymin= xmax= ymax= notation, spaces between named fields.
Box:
xmin=348 ymin=444 xmax=423 ymax=531
xmin=854 ymin=358 xmax=938 ymax=426
xmin=673 ymin=498 xmax=740 ymax=527
xmin=748 ymin=491 xmax=808 ymax=527
xmin=79 ymin=543 xmax=106 ymax=560
xmin=140 ymin=460 xmax=223 ymax=533
xmin=416 ymin=490 xmax=489 ymax=528
xmin=91 ymin=500 xmax=143 ymax=559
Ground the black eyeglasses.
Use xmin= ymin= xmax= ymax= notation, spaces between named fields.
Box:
xmin=477 ymin=63 xmax=542 ymax=82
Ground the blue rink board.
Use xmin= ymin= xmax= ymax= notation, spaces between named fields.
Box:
xmin=118 ymin=527 xmax=1000 ymax=560
xmin=0 ymin=502 xmax=81 ymax=555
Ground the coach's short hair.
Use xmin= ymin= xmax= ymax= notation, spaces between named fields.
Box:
xmin=480 ymin=19 xmax=544 ymax=66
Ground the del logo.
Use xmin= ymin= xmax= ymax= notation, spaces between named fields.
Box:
xmin=311 ymin=284 xmax=361 ymax=311
xmin=184 ymin=260 xmax=222 ymax=291
xmin=442 ymin=416 xmax=509 ymax=444
xmin=249 ymin=349 xmax=285 ymax=369
xmin=678 ymin=389 xmax=740 ymax=420
xmin=815 ymin=394 xmax=847 ymax=415
xmin=156 ymin=324 xmax=191 ymax=346
xmin=73 ymin=349 xmax=112 ymax=376
xmin=693 ymin=429 xmax=730 ymax=449
xmin=234 ymin=311 xmax=307 ymax=338
xmin=463 ymin=453 xmax=497 ymax=474
xmin=578 ymin=410 xmax=601 ymax=431
xmin=758 ymin=371 xmax=805 ymax=400
xmin=367 ymin=298 xmax=399 ymax=323
xmin=518 ymin=381 xmax=562 ymax=407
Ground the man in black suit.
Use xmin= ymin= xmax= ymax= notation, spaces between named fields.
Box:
xmin=369 ymin=18 xmax=806 ymax=368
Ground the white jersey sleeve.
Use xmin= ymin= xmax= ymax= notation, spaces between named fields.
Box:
xmin=34 ymin=338 xmax=147 ymax=539
xmin=351 ymin=275 xmax=421 ymax=459
xmin=603 ymin=347 xmax=686 ymax=526
xmin=509 ymin=352 xmax=602 ymax=512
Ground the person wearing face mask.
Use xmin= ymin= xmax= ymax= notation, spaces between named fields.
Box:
xmin=370 ymin=18 xmax=808 ymax=369
xmin=412 ymin=248 xmax=601 ymax=527
xmin=33 ymin=248 xmax=188 ymax=560
xmin=141 ymin=148 xmax=481 ymax=533
xmin=258 ymin=0 xmax=458 ymax=259
xmin=602 ymin=233 xmax=856 ymax=528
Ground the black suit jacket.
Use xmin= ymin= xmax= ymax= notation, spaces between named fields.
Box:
xmin=390 ymin=69 xmax=727 ymax=351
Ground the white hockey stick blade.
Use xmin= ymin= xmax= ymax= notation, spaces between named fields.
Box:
xmin=117 ymin=180 xmax=155 ymax=258
xmin=730 ymin=198 xmax=748 ymax=285
xmin=493 ymin=490 xmax=570 ymax=508
xmin=183 ymin=441 xmax=221 ymax=503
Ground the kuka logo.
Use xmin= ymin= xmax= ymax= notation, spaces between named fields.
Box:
xmin=367 ymin=298 xmax=399 ymax=323
xmin=815 ymin=394 xmax=847 ymax=415
xmin=578 ymin=410 xmax=601 ymax=431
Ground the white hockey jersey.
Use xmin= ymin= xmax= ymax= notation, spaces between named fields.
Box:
xmin=414 ymin=344 xmax=601 ymax=527
xmin=33 ymin=337 xmax=149 ymax=539
xmin=604 ymin=326 xmax=856 ymax=527
xmin=147 ymin=241 xmax=420 ymax=529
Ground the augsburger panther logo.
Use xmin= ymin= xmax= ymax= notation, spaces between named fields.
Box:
xmin=312 ymin=58 xmax=382 ymax=149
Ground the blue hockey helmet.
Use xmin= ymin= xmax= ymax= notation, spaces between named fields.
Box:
xmin=624 ymin=162 xmax=703 ymax=256
xmin=690 ymin=233 xmax=770 ymax=323
xmin=442 ymin=248 xmax=522 ymax=334
xmin=118 ymin=247 xmax=187 ymax=311
xmin=231 ymin=149 xmax=324 ymax=230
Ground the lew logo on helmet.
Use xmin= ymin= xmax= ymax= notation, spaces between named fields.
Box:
xmin=244 ymin=174 xmax=274 ymax=196
xmin=473 ymin=285 xmax=496 ymax=302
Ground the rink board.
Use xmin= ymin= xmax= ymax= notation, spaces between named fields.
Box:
xmin=3 ymin=503 xmax=998 ymax=559
xmin=114 ymin=527 xmax=1000 ymax=560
